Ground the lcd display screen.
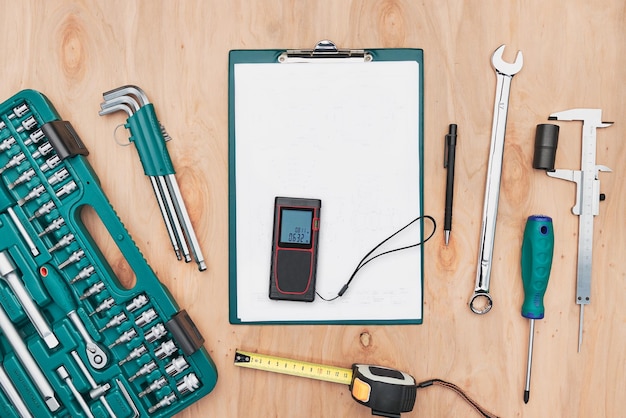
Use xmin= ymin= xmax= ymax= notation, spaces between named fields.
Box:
xmin=279 ymin=209 xmax=313 ymax=246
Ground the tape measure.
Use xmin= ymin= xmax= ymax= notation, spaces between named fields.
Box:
xmin=234 ymin=350 xmax=501 ymax=418
xmin=234 ymin=350 xmax=417 ymax=418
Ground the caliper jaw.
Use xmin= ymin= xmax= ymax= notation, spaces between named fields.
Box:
xmin=547 ymin=165 xmax=611 ymax=216
xmin=549 ymin=108 xmax=613 ymax=128
xmin=547 ymin=109 xmax=612 ymax=216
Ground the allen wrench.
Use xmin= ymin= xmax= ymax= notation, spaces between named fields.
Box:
xmin=99 ymin=96 xmax=186 ymax=261
xmin=99 ymin=86 xmax=206 ymax=270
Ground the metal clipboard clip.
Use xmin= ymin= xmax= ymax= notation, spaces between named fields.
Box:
xmin=278 ymin=40 xmax=373 ymax=63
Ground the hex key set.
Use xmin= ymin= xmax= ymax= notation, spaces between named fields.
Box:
xmin=99 ymin=85 xmax=206 ymax=271
xmin=0 ymin=89 xmax=217 ymax=417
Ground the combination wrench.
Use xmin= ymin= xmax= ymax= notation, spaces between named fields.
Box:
xmin=469 ymin=45 xmax=523 ymax=314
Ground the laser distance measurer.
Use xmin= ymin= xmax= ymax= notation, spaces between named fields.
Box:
xmin=269 ymin=197 xmax=321 ymax=302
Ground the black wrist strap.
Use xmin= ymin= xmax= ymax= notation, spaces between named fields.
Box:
xmin=317 ymin=215 xmax=436 ymax=301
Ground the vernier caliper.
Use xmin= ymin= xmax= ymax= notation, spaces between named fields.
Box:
xmin=545 ymin=108 xmax=612 ymax=351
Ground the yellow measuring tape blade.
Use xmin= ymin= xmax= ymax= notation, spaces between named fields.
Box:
xmin=234 ymin=350 xmax=353 ymax=386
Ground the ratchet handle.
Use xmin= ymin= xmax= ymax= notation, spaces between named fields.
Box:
xmin=39 ymin=264 xmax=76 ymax=313
xmin=521 ymin=216 xmax=554 ymax=319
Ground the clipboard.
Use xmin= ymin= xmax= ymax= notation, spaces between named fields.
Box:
xmin=228 ymin=41 xmax=424 ymax=325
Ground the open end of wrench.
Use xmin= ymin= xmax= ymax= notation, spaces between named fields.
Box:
xmin=491 ymin=45 xmax=523 ymax=76
xmin=469 ymin=291 xmax=493 ymax=314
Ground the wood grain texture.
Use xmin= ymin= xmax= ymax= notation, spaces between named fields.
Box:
xmin=1 ymin=0 xmax=623 ymax=416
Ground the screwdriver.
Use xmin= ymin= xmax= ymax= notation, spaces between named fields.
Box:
xmin=520 ymin=215 xmax=554 ymax=404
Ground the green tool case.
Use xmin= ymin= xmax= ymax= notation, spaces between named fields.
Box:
xmin=0 ymin=89 xmax=217 ymax=417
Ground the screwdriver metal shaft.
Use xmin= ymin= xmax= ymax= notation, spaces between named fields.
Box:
xmin=524 ymin=318 xmax=535 ymax=403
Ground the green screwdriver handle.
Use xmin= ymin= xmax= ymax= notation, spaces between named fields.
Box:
xmin=521 ymin=215 xmax=554 ymax=319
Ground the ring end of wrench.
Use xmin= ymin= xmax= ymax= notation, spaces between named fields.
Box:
xmin=469 ymin=291 xmax=493 ymax=314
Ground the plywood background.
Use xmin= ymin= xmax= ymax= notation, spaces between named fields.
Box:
xmin=1 ymin=1 xmax=623 ymax=417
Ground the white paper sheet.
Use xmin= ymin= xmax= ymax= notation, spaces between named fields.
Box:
xmin=233 ymin=60 xmax=422 ymax=322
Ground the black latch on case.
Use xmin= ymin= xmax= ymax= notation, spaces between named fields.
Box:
xmin=41 ymin=120 xmax=89 ymax=160
xmin=166 ymin=310 xmax=205 ymax=355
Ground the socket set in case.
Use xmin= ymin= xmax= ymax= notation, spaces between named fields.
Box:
xmin=0 ymin=89 xmax=217 ymax=417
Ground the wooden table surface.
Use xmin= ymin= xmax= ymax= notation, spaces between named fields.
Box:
xmin=3 ymin=1 xmax=623 ymax=417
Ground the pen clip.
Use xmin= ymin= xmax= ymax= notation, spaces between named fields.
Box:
xmin=444 ymin=124 xmax=457 ymax=169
